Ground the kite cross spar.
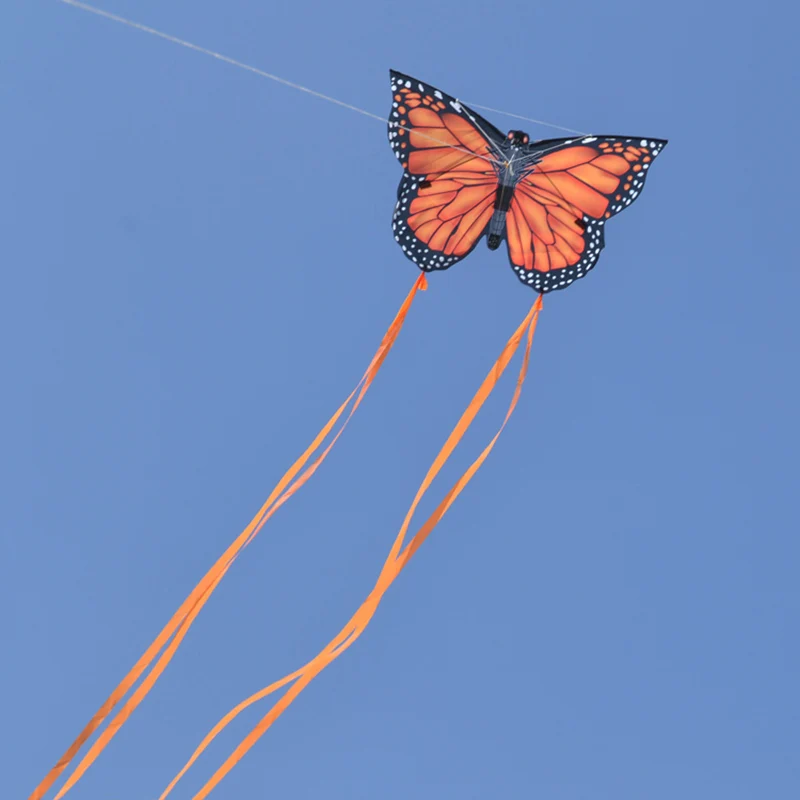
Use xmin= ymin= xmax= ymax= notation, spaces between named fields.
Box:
xmin=32 ymin=4 xmax=668 ymax=798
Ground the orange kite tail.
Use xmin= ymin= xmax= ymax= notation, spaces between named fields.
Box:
xmin=32 ymin=273 xmax=427 ymax=800
xmin=158 ymin=294 xmax=542 ymax=800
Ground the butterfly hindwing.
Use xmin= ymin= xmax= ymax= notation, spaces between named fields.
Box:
xmin=506 ymin=136 xmax=668 ymax=292
xmin=393 ymin=170 xmax=499 ymax=272
xmin=388 ymin=70 xmax=502 ymax=271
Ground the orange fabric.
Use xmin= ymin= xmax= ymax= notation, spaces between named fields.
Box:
xmin=159 ymin=295 xmax=543 ymax=800
xmin=536 ymin=146 xmax=596 ymax=171
xmin=32 ymin=273 xmax=426 ymax=800
xmin=408 ymin=149 xmax=487 ymax=176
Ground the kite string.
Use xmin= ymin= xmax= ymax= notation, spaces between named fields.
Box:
xmin=58 ymin=0 xmax=383 ymax=121
xmin=57 ymin=0 xmax=495 ymax=165
xmin=32 ymin=273 xmax=427 ymax=800
xmin=57 ymin=0 xmax=583 ymax=149
xmin=158 ymin=295 xmax=542 ymax=800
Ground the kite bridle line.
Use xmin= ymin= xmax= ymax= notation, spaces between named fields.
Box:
xmin=57 ymin=0 xmax=586 ymax=168
xmin=459 ymin=104 xmax=507 ymax=163
xmin=465 ymin=101 xmax=588 ymax=137
xmin=445 ymin=98 xmax=594 ymax=220
xmin=389 ymin=120 xmax=503 ymax=167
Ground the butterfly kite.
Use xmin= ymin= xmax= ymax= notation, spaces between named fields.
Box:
xmin=31 ymin=65 xmax=666 ymax=800
xmin=388 ymin=69 xmax=666 ymax=292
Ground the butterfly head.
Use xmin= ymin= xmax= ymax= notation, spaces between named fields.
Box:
xmin=506 ymin=130 xmax=529 ymax=148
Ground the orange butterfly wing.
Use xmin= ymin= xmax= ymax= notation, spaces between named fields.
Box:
xmin=388 ymin=70 xmax=502 ymax=271
xmin=506 ymin=137 xmax=667 ymax=292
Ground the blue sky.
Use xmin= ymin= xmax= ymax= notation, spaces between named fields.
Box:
xmin=3 ymin=1 xmax=798 ymax=798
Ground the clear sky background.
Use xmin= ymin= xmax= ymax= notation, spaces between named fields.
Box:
xmin=3 ymin=1 xmax=798 ymax=798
